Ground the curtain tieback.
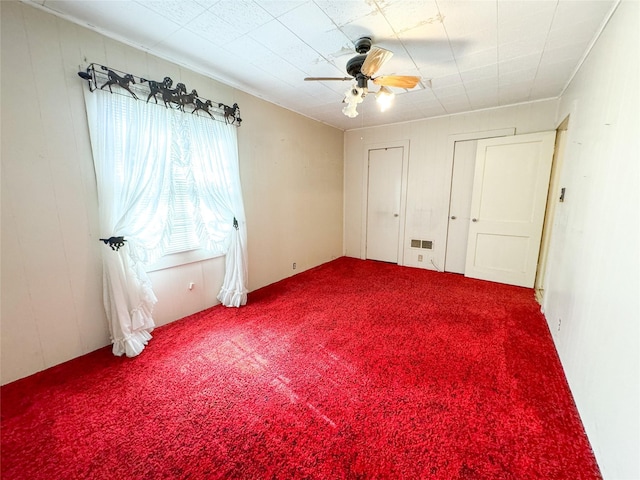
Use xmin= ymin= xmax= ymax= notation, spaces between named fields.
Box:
xmin=233 ymin=217 xmax=239 ymax=230
xmin=100 ymin=236 xmax=127 ymax=251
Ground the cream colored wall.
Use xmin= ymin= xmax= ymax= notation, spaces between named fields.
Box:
xmin=235 ymin=93 xmax=343 ymax=291
xmin=542 ymin=2 xmax=639 ymax=478
xmin=344 ymin=100 xmax=558 ymax=269
xmin=0 ymin=1 xmax=343 ymax=385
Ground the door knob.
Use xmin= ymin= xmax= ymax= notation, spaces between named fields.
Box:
xmin=450 ymin=215 xmax=457 ymax=220
xmin=394 ymin=213 xmax=399 ymax=217
xmin=472 ymin=218 xmax=478 ymax=222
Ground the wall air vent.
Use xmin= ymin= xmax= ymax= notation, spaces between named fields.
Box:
xmin=411 ymin=239 xmax=433 ymax=249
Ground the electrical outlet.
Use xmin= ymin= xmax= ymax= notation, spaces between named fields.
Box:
xmin=418 ymin=255 xmax=423 ymax=262
xmin=557 ymin=318 xmax=562 ymax=331
xmin=292 ymin=262 xmax=296 ymax=270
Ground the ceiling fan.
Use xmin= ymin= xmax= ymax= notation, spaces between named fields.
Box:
xmin=305 ymin=37 xmax=420 ymax=117
xmin=305 ymin=37 xmax=420 ymax=90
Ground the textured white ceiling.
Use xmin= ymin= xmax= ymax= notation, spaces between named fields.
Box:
xmin=27 ymin=0 xmax=617 ymax=130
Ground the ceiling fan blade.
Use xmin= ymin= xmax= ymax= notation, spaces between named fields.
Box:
xmin=372 ymin=75 xmax=421 ymax=89
xmin=361 ymin=47 xmax=394 ymax=77
xmin=304 ymin=77 xmax=352 ymax=81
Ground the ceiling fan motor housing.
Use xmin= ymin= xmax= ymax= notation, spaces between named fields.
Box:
xmin=346 ymin=55 xmax=367 ymax=78
xmin=354 ymin=37 xmax=372 ymax=54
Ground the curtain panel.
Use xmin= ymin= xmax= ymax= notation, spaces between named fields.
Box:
xmin=84 ymin=89 xmax=248 ymax=357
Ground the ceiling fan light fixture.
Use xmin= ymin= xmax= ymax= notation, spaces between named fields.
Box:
xmin=376 ymin=86 xmax=395 ymax=112
xmin=342 ymin=84 xmax=365 ymax=117
xmin=342 ymin=103 xmax=359 ymax=118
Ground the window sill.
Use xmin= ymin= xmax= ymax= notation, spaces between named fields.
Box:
xmin=146 ymin=249 xmax=224 ymax=272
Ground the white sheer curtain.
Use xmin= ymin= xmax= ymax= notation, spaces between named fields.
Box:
xmin=84 ymin=89 xmax=248 ymax=357
xmin=188 ymin=115 xmax=248 ymax=307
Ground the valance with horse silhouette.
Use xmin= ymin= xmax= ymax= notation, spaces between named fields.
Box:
xmin=78 ymin=63 xmax=242 ymax=126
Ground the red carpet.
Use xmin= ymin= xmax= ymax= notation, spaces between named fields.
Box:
xmin=1 ymin=257 xmax=600 ymax=479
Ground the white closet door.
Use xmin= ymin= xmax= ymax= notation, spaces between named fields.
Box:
xmin=445 ymin=140 xmax=477 ymax=274
xmin=366 ymin=147 xmax=403 ymax=263
xmin=465 ymin=131 xmax=556 ymax=287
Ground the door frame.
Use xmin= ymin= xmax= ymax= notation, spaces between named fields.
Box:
xmin=360 ymin=140 xmax=410 ymax=265
xmin=535 ymin=115 xmax=570 ymax=301
xmin=443 ymin=128 xmax=515 ymax=271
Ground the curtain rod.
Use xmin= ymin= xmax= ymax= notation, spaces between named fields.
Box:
xmin=78 ymin=63 xmax=242 ymax=127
